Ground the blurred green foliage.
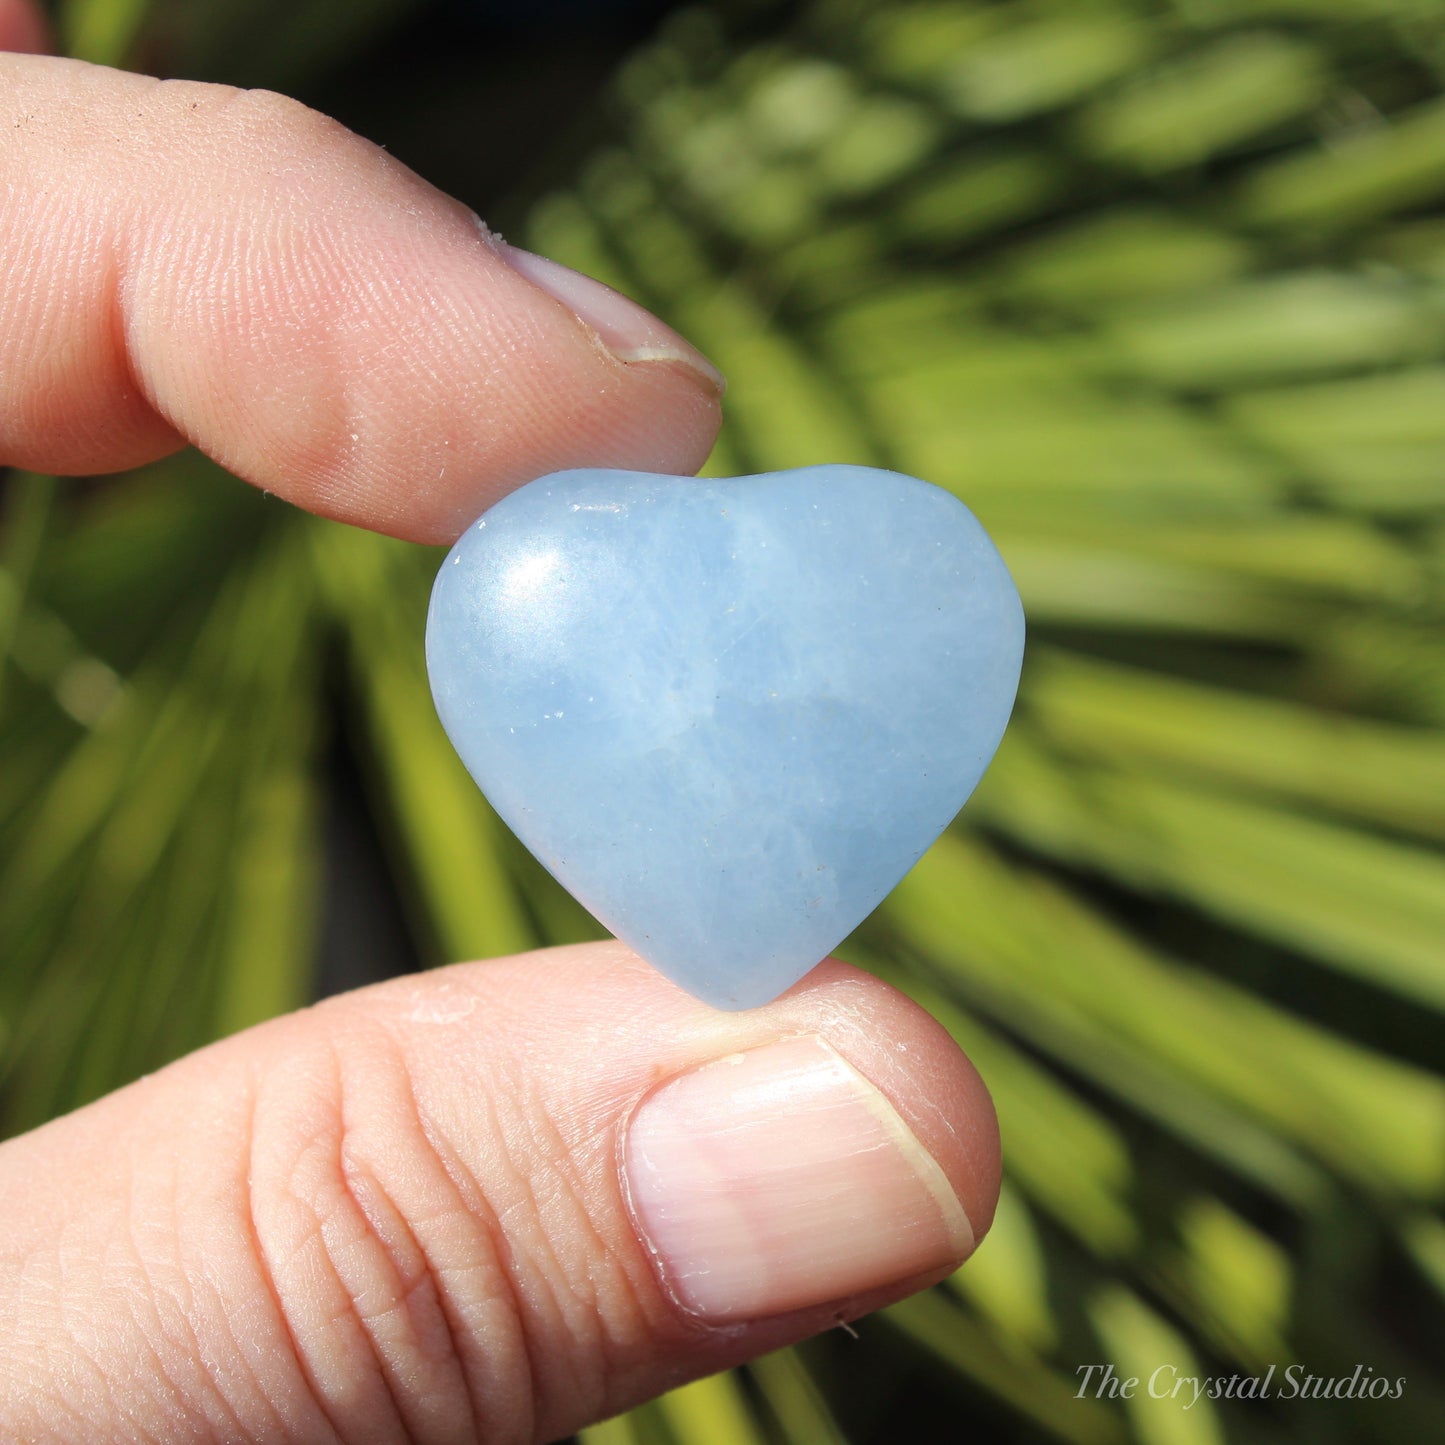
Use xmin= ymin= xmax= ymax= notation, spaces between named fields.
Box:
xmin=3 ymin=0 xmax=1445 ymax=1441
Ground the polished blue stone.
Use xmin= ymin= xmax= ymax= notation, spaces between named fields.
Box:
xmin=426 ymin=466 xmax=1024 ymax=1009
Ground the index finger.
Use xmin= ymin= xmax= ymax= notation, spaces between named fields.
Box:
xmin=0 ymin=54 xmax=724 ymax=543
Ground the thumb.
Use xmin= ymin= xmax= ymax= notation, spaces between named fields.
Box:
xmin=0 ymin=944 xmax=999 ymax=1443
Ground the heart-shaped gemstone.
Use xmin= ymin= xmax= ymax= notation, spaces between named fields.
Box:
xmin=426 ymin=465 xmax=1024 ymax=1009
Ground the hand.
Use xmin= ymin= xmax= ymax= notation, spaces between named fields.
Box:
xmin=0 ymin=14 xmax=1001 ymax=1443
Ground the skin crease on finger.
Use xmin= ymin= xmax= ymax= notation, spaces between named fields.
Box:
xmin=0 ymin=53 xmax=723 ymax=543
xmin=0 ymin=946 xmax=999 ymax=1444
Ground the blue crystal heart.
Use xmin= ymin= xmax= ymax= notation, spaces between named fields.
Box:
xmin=426 ymin=465 xmax=1024 ymax=1009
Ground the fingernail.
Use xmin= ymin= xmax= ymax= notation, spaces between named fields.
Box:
xmin=624 ymin=1035 xmax=974 ymax=1322
xmin=491 ymin=240 xmax=725 ymax=397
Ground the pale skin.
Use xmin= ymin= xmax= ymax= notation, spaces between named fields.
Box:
xmin=0 ymin=3 xmax=1003 ymax=1440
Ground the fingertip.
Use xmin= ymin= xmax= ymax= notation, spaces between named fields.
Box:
xmin=0 ymin=62 xmax=725 ymax=538
xmin=143 ymin=173 xmax=729 ymax=543
xmin=381 ymin=943 xmax=1002 ymax=1329
xmin=390 ymin=341 xmax=725 ymax=545
xmin=490 ymin=240 xmax=725 ymax=399
xmin=566 ymin=948 xmax=1002 ymax=1326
